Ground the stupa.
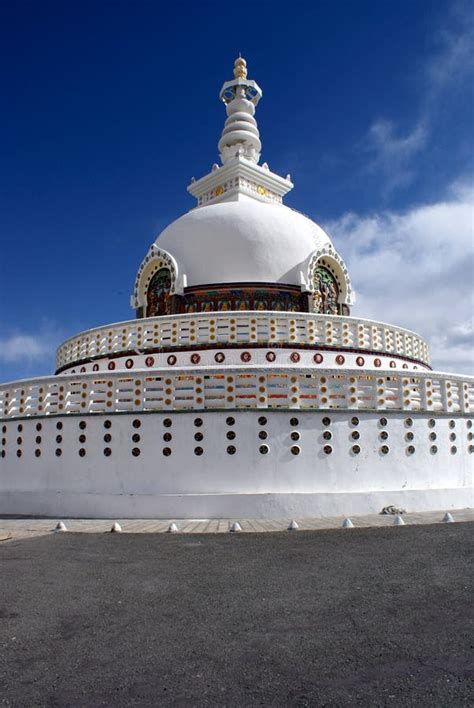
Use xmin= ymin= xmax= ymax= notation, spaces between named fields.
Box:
xmin=0 ymin=58 xmax=472 ymax=518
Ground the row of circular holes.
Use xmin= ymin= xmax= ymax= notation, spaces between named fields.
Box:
xmin=5 ymin=415 xmax=472 ymax=458
xmin=4 ymin=416 xmax=472 ymax=435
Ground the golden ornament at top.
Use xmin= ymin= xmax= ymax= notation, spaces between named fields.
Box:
xmin=233 ymin=57 xmax=247 ymax=79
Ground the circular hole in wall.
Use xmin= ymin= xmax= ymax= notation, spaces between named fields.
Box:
xmin=259 ymin=445 xmax=269 ymax=455
xmin=226 ymin=417 xmax=235 ymax=426
xmin=194 ymin=447 xmax=204 ymax=456
xmin=323 ymin=445 xmax=333 ymax=455
xmin=352 ymin=445 xmax=360 ymax=455
xmin=227 ymin=445 xmax=236 ymax=455
xmin=258 ymin=416 xmax=267 ymax=426
xmin=163 ymin=432 xmax=172 ymax=442
xmin=226 ymin=431 xmax=236 ymax=440
xmin=163 ymin=418 xmax=172 ymax=428
xmin=162 ymin=447 xmax=172 ymax=456
xmin=194 ymin=432 xmax=203 ymax=442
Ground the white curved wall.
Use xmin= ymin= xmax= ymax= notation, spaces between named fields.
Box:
xmin=1 ymin=410 xmax=472 ymax=518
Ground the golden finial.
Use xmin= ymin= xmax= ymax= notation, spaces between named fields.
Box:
xmin=233 ymin=56 xmax=247 ymax=79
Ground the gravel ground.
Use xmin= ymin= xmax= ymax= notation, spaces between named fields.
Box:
xmin=0 ymin=523 xmax=472 ymax=707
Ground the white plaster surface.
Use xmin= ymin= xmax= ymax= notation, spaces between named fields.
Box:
xmin=155 ymin=201 xmax=334 ymax=287
xmin=1 ymin=410 xmax=472 ymax=518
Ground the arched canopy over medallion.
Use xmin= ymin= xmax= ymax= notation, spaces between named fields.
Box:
xmin=147 ymin=267 xmax=173 ymax=317
xmin=313 ymin=266 xmax=339 ymax=315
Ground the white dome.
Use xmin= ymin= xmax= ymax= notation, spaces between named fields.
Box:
xmin=155 ymin=200 xmax=333 ymax=287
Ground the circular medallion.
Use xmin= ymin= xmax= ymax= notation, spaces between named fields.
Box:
xmin=125 ymin=358 xmax=134 ymax=369
xmin=145 ymin=356 xmax=155 ymax=367
xmin=167 ymin=355 xmax=177 ymax=366
xmin=356 ymin=356 xmax=364 ymax=366
xmin=402 ymin=363 xmax=408 ymax=369
xmin=80 ymin=366 xmax=86 ymax=373
xmin=290 ymin=352 xmax=301 ymax=363
xmin=374 ymin=358 xmax=382 ymax=368
xmin=92 ymin=363 xmax=99 ymax=372
xmin=214 ymin=352 xmax=225 ymax=363
xmin=190 ymin=353 xmax=201 ymax=364
xmin=266 ymin=351 xmax=276 ymax=362
xmin=313 ymin=353 xmax=324 ymax=364
xmin=107 ymin=361 xmax=115 ymax=371
xmin=336 ymin=354 xmax=345 ymax=365
xmin=240 ymin=351 xmax=251 ymax=363
xmin=389 ymin=361 xmax=396 ymax=368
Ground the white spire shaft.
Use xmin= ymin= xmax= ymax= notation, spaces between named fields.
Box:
xmin=218 ymin=57 xmax=263 ymax=164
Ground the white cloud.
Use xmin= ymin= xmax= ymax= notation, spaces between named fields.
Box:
xmin=365 ymin=119 xmax=428 ymax=193
xmin=0 ymin=333 xmax=55 ymax=363
xmin=325 ymin=179 xmax=474 ymax=375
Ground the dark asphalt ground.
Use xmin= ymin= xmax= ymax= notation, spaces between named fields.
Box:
xmin=0 ymin=524 xmax=472 ymax=707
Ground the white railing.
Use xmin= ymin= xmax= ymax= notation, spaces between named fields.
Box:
xmin=55 ymin=312 xmax=431 ymax=370
xmin=1 ymin=368 xmax=471 ymax=419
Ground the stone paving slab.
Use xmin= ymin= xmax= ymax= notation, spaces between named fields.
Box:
xmin=0 ymin=508 xmax=472 ymax=541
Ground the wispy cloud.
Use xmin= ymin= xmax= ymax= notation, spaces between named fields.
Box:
xmin=365 ymin=119 xmax=428 ymax=194
xmin=0 ymin=334 xmax=51 ymax=363
xmin=325 ymin=177 xmax=474 ymax=374
xmin=361 ymin=1 xmax=474 ymax=197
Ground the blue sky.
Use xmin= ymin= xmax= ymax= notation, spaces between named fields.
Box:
xmin=1 ymin=0 xmax=473 ymax=380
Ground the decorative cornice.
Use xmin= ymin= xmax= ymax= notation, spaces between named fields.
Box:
xmin=187 ymin=155 xmax=293 ymax=207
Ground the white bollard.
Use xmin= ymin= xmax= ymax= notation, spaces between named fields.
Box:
xmin=342 ymin=518 xmax=354 ymax=528
xmin=288 ymin=520 xmax=299 ymax=531
xmin=110 ymin=522 xmax=122 ymax=533
xmin=55 ymin=521 xmax=67 ymax=532
xmin=442 ymin=512 xmax=455 ymax=523
xmin=229 ymin=522 xmax=242 ymax=533
xmin=168 ymin=522 xmax=179 ymax=533
xmin=393 ymin=515 xmax=405 ymax=526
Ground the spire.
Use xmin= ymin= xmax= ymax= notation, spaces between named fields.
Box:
xmin=218 ymin=57 xmax=263 ymax=164
xmin=187 ymin=57 xmax=293 ymax=207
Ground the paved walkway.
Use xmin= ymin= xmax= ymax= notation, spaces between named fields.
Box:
xmin=0 ymin=508 xmax=472 ymax=541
